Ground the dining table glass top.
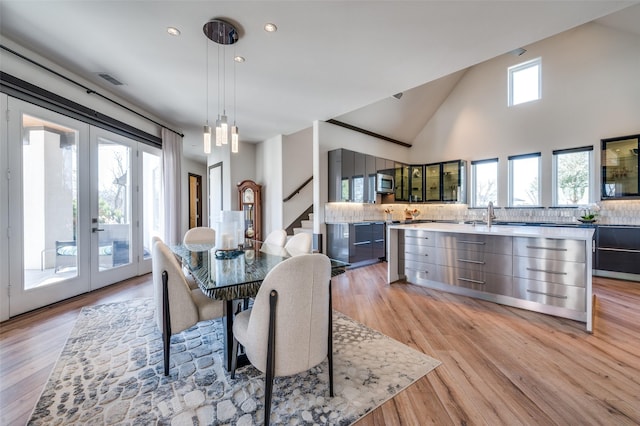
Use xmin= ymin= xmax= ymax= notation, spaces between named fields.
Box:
xmin=171 ymin=240 xmax=348 ymax=300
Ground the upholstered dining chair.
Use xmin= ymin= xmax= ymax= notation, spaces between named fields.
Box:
xmin=262 ymin=229 xmax=287 ymax=247
xmin=230 ymin=253 xmax=333 ymax=425
xmin=284 ymin=232 xmax=312 ymax=256
xmin=183 ymin=226 xmax=216 ymax=245
xmin=182 ymin=227 xmax=216 ymax=289
xmin=152 ymin=240 xmax=224 ymax=376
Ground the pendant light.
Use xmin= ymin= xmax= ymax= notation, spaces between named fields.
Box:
xmin=231 ymin=51 xmax=241 ymax=153
xmin=203 ymin=18 xmax=239 ymax=151
xmin=203 ymin=36 xmax=211 ymax=154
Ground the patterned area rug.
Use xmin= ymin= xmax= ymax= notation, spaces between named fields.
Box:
xmin=29 ymin=298 xmax=440 ymax=425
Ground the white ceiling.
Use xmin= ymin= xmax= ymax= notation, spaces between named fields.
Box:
xmin=1 ymin=1 xmax=638 ymax=160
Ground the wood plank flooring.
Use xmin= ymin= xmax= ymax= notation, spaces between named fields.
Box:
xmin=1 ymin=263 xmax=639 ymax=425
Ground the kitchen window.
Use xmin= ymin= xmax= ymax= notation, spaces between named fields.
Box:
xmin=508 ymin=57 xmax=541 ymax=106
xmin=553 ymin=146 xmax=593 ymax=206
xmin=509 ymin=153 xmax=541 ymax=206
xmin=471 ymin=158 xmax=498 ymax=207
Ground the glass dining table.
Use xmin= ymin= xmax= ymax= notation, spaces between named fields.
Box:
xmin=170 ymin=239 xmax=348 ymax=371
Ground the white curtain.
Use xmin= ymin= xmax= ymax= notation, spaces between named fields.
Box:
xmin=161 ymin=128 xmax=182 ymax=245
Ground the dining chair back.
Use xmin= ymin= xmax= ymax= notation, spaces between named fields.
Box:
xmin=183 ymin=226 xmax=216 ymax=244
xmin=263 ymin=229 xmax=287 ymax=247
xmin=152 ymin=240 xmax=224 ymax=375
xmin=284 ymin=232 xmax=312 ymax=256
xmin=231 ymin=253 xmax=333 ymax=425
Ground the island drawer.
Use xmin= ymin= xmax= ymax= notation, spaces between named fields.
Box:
xmin=513 ymin=237 xmax=586 ymax=262
xmin=438 ymin=248 xmax=513 ymax=275
xmin=405 ymin=229 xmax=437 ymax=247
xmin=437 ymin=233 xmax=512 ymax=255
xmin=513 ymin=278 xmax=586 ymax=311
xmin=513 ymin=256 xmax=586 ymax=287
xmin=404 ymin=245 xmax=438 ymax=263
xmin=405 ymin=261 xmax=441 ymax=284
xmin=439 ymin=266 xmax=513 ymax=296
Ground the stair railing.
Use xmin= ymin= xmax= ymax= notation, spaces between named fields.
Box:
xmin=283 ymin=176 xmax=313 ymax=202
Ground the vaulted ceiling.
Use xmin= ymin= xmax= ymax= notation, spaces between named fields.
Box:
xmin=1 ymin=1 xmax=638 ymax=160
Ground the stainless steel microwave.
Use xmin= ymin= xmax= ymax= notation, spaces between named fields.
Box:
xmin=376 ymin=173 xmax=394 ymax=194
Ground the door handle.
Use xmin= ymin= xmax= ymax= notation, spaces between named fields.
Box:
xmin=92 ymin=227 xmax=105 ymax=233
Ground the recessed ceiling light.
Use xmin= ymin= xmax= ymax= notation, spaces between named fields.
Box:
xmin=167 ymin=27 xmax=181 ymax=36
xmin=264 ymin=23 xmax=277 ymax=33
xmin=234 ymin=56 xmax=246 ymax=63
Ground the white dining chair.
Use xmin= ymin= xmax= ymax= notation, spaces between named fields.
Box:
xmin=263 ymin=229 xmax=287 ymax=247
xmin=284 ymin=232 xmax=312 ymax=256
xmin=153 ymin=240 xmax=224 ymax=376
xmin=182 ymin=227 xmax=216 ymax=289
xmin=183 ymin=226 xmax=216 ymax=244
xmin=230 ymin=254 xmax=333 ymax=425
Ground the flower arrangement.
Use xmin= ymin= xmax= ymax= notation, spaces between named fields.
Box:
xmin=383 ymin=208 xmax=393 ymax=214
xmin=579 ymin=204 xmax=600 ymax=223
xmin=405 ymin=208 xmax=420 ymax=219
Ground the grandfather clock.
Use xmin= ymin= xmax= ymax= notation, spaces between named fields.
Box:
xmin=237 ymin=180 xmax=262 ymax=242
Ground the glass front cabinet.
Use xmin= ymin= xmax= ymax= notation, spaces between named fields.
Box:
xmin=602 ymin=134 xmax=639 ymax=199
xmin=424 ymin=160 xmax=466 ymax=203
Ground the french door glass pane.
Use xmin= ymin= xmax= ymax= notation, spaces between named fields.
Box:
xmin=22 ymin=114 xmax=78 ymax=289
xmin=142 ymin=151 xmax=162 ymax=259
xmin=98 ymin=138 xmax=131 ymax=270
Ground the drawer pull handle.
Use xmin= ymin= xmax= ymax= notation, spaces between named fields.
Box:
xmin=353 ymin=241 xmax=371 ymax=246
xmin=526 ymin=289 xmax=568 ymax=299
xmin=406 ymin=267 xmax=429 ymax=274
xmin=458 ymin=277 xmax=485 ymax=285
xmin=458 ymin=259 xmax=485 ymax=265
xmin=526 ymin=267 xmax=567 ymax=275
xmin=459 ymin=240 xmax=486 ymax=245
xmin=598 ymin=247 xmax=640 ymax=254
xmin=526 ymin=245 xmax=567 ymax=252
xmin=374 ymin=239 xmax=385 ymax=243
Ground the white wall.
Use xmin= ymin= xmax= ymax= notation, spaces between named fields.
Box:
xmin=257 ymin=135 xmax=284 ymax=236
xmin=411 ymin=22 xmax=640 ymax=207
xmin=206 ymin=140 xmax=255 ymax=212
xmin=230 ymin=141 xmax=257 ymax=204
xmin=0 ymin=36 xmax=163 ymax=138
xmin=282 ymin=127 xmax=313 ymax=228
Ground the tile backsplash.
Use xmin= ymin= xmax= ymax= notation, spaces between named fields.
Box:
xmin=324 ymin=199 xmax=640 ymax=226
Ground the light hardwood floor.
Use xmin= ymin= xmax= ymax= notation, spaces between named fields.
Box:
xmin=1 ymin=263 xmax=639 ymax=425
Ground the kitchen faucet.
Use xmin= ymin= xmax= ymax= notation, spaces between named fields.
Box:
xmin=486 ymin=201 xmax=496 ymax=227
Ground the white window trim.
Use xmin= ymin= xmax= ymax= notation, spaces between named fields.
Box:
xmin=508 ymin=153 xmax=541 ymax=207
xmin=508 ymin=57 xmax=541 ymax=107
xmin=471 ymin=158 xmax=498 ymax=208
xmin=552 ymin=147 xmax=594 ymax=207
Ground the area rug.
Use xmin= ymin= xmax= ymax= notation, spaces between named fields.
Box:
xmin=29 ymin=298 xmax=440 ymax=425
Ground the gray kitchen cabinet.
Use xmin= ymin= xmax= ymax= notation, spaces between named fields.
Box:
xmin=326 ymin=222 xmax=385 ymax=266
xmin=328 ymin=148 xmax=355 ymax=202
xmin=595 ymin=226 xmax=640 ymax=278
xmin=328 ymin=148 xmax=395 ymax=202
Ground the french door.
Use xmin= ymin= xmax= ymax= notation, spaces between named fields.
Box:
xmin=4 ymin=97 xmax=161 ymax=317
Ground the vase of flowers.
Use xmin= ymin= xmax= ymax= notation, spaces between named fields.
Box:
xmin=405 ymin=208 xmax=420 ymax=221
xmin=578 ymin=204 xmax=600 ymax=223
xmin=383 ymin=207 xmax=393 ymax=222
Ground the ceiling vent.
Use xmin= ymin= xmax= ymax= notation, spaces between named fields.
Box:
xmin=98 ymin=73 xmax=124 ymax=86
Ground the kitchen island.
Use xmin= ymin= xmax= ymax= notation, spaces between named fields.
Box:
xmin=387 ymin=222 xmax=595 ymax=332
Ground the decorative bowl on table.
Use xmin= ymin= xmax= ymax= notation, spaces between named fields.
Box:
xmin=215 ymin=248 xmax=244 ymax=259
